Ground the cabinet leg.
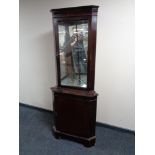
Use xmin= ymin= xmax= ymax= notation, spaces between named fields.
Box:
xmin=54 ymin=132 xmax=61 ymax=139
xmin=55 ymin=134 xmax=60 ymax=139
xmin=83 ymin=139 xmax=96 ymax=147
xmin=52 ymin=126 xmax=61 ymax=139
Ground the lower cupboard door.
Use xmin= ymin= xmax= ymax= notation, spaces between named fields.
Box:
xmin=54 ymin=94 xmax=96 ymax=138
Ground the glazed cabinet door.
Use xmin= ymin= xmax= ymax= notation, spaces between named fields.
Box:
xmin=56 ymin=19 xmax=89 ymax=89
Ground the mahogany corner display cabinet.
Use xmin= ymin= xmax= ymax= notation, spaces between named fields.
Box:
xmin=50 ymin=5 xmax=99 ymax=147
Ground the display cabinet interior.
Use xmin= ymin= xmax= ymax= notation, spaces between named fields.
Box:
xmin=58 ymin=20 xmax=88 ymax=88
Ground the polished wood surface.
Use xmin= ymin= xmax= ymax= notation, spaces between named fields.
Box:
xmin=51 ymin=5 xmax=99 ymax=18
xmin=50 ymin=6 xmax=99 ymax=147
xmin=51 ymin=86 xmax=98 ymax=97
xmin=52 ymin=88 xmax=97 ymax=147
xmin=51 ymin=5 xmax=99 ymax=90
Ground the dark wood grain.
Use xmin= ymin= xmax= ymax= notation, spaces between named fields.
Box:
xmin=52 ymin=90 xmax=97 ymax=147
xmin=51 ymin=5 xmax=99 ymax=18
xmin=51 ymin=5 xmax=99 ymax=90
xmin=51 ymin=86 xmax=98 ymax=97
xmin=50 ymin=5 xmax=99 ymax=147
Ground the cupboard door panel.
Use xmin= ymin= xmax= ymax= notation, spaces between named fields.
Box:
xmin=54 ymin=93 xmax=96 ymax=137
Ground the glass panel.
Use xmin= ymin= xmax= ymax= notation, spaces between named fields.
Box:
xmin=58 ymin=20 xmax=88 ymax=88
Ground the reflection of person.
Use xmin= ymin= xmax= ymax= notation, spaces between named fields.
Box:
xmin=63 ymin=26 xmax=75 ymax=81
xmin=70 ymin=27 xmax=87 ymax=74
xmin=62 ymin=25 xmax=87 ymax=85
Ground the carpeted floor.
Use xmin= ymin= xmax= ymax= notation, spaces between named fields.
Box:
xmin=19 ymin=105 xmax=135 ymax=155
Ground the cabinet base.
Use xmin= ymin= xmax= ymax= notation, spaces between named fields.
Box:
xmin=52 ymin=126 xmax=96 ymax=147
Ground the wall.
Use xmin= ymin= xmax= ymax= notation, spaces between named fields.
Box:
xmin=19 ymin=0 xmax=135 ymax=130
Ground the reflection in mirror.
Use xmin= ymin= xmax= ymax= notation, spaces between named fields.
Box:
xmin=58 ymin=20 xmax=88 ymax=88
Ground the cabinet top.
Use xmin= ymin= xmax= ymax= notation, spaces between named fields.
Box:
xmin=50 ymin=5 xmax=99 ymax=17
xmin=50 ymin=5 xmax=99 ymax=12
xmin=51 ymin=87 xmax=98 ymax=97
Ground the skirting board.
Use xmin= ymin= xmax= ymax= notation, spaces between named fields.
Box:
xmin=19 ymin=102 xmax=135 ymax=135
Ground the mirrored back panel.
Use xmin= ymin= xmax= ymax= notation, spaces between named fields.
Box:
xmin=58 ymin=20 xmax=88 ymax=88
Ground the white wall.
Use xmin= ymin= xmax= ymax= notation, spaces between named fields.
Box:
xmin=19 ymin=0 xmax=135 ymax=130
